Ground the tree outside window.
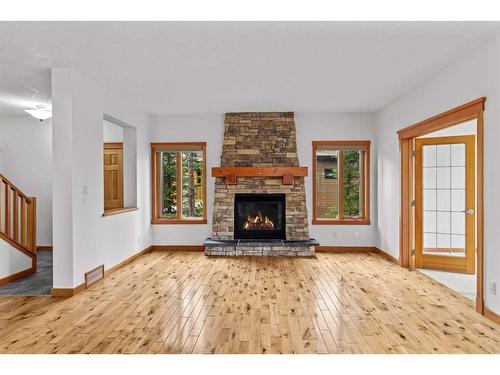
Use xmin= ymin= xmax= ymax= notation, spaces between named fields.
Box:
xmin=313 ymin=141 xmax=370 ymax=225
xmin=152 ymin=143 xmax=207 ymax=224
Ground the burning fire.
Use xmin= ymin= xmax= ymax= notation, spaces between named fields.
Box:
xmin=243 ymin=212 xmax=275 ymax=230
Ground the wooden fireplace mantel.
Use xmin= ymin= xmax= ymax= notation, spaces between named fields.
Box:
xmin=212 ymin=166 xmax=308 ymax=185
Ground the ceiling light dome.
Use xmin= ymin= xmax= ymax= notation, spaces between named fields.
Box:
xmin=24 ymin=106 xmax=52 ymax=121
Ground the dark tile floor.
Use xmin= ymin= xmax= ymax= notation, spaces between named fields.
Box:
xmin=0 ymin=250 xmax=52 ymax=295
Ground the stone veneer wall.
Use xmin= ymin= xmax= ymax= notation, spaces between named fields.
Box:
xmin=211 ymin=112 xmax=310 ymax=241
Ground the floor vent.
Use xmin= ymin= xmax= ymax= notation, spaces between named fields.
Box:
xmin=85 ymin=265 xmax=105 ymax=288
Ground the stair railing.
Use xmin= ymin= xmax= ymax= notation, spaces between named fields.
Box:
xmin=0 ymin=174 xmax=37 ymax=256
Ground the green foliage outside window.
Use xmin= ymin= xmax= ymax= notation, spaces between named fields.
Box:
xmin=328 ymin=206 xmax=338 ymax=218
xmin=161 ymin=151 xmax=203 ymax=219
xmin=316 ymin=146 xmax=365 ymax=221
xmin=324 ymin=168 xmax=337 ymax=179
xmin=161 ymin=152 xmax=177 ymax=218
xmin=182 ymin=152 xmax=203 ymax=218
xmin=342 ymin=150 xmax=361 ymax=217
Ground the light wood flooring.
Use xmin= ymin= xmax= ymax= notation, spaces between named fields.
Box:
xmin=0 ymin=250 xmax=499 ymax=354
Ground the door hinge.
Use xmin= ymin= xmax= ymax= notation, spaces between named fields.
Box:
xmin=411 ymin=249 xmax=415 ymax=256
xmin=411 ymin=150 xmax=415 ymax=157
xmin=410 ymin=199 xmax=415 ymax=207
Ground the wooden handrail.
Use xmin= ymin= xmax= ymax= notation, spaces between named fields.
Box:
xmin=0 ymin=174 xmax=31 ymax=201
xmin=0 ymin=174 xmax=36 ymax=256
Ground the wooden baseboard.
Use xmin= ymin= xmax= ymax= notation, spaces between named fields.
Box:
xmin=152 ymin=245 xmax=402 ymax=266
xmin=51 ymin=283 xmax=85 ymax=298
xmin=315 ymin=246 xmax=377 ymax=253
xmin=483 ymin=306 xmax=500 ymax=325
xmin=152 ymin=245 xmax=205 ymax=252
xmin=36 ymin=245 xmax=53 ymax=251
xmin=152 ymin=245 xmax=400 ymax=263
xmin=51 ymin=245 xmax=153 ymax=298
xmin=374 ymin=247 xmax=400 ymax=264
xmin=0 ymin=265 xmax=36 ymax=287
xmin=315 ymin=246 xmax=400 ymax=264
xmin=105 ymin=246 xmax=153 ymax=276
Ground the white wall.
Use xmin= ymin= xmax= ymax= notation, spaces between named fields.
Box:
xmin=376 ymin=34 xmax=500 ymax=313
xmin=0 ymin=115 xmax=53 ymax=246
xmin=0 ymin=241 xmax=32 ymax=279
xmin=150 ymin=114 xmax=224 ymax=245
xmin=296 ymin=114 xmax=378 ymax=246
xmin=52 ymin=68 xmax=74 ymax=288
xmin=52 ymin=68 xmax=151 ymax=288
xmin=103 ymin=119 xmax=124 ymax=142
xmin=151 ymin=113 xmax=378 ymax=247
xmin=419 ymin=119 xmax=476 ymax=138
xmin=123 ymin=126 xmax=138 ymax=207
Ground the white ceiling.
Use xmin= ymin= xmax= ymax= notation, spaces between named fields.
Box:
xmin=0 ymin=34 xmax=51 ymax=115
xmin=0 ymin=22 xmax=499 ymax=115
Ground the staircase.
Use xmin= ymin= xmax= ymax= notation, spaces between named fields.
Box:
xmin=0 ymin=174 xmax=37 ymax=284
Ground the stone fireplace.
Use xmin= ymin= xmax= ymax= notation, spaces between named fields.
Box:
xmin=204 ymin=112 xmax=317 ymax=256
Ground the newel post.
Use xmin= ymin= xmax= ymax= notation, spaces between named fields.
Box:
xmin=27 ymin=197 xmax=37 ymax=253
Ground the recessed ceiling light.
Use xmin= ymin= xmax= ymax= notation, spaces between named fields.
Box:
xmin=24 ymin=106 xmax=52 ymax=121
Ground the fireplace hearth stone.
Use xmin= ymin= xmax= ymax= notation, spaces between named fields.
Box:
xmin=203 ymin=238 xmax=319 ymax=256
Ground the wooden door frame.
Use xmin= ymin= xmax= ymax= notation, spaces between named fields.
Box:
xmin=104 ymin=142 xmax=124 ymax=150
xmin=397 ymin=97 xmax=485 ymax=314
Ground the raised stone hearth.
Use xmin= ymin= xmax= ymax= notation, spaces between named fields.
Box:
xmin=204 ymin=239 xmax=319 ymax=256
xmin=205 ymin=112 xmax=317 ymax=256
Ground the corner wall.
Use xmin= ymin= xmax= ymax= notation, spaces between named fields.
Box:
xmin=376 ymin=34 xmax=500 ymax=313
xmin=51 ymin=68 xmax=151 ymax=289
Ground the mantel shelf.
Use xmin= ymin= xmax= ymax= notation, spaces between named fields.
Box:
xmin=212 ymin=166 xmax=308 ymax=185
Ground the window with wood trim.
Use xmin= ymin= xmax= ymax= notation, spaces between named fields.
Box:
xmin=312 ymin=141 xmax=370 ymax=225
xmin=151 ymin=143 xmax=207 ymax=224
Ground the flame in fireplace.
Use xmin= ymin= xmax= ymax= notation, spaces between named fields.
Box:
xmin=243 ymin=212 xmax=275 ymax=230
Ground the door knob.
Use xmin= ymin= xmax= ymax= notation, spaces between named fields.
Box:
xmin=462 ymin=208 xmax=474 ymax=215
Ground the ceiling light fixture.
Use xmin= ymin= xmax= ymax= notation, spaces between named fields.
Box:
xmin=24 ymin=106 xmax=52 ymax=121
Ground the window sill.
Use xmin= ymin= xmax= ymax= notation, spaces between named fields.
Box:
xmin=102 ymin=207 xmax=139 ymax=217
xmin=312 ymin=219 xmax=371 ymax=225
xmin=152 ymin=218 xmax=208 ymax=225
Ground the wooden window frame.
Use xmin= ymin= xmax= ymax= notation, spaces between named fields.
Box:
xmin=397 ymin=97 xmax=485 ymax=315
xmin=151 ymin=142 xmax=207 ymax=225
xmin=312 ymin=140 xmax=371 ymax=225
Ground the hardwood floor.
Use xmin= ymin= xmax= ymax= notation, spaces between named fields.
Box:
xmin=0 ymin=250 xmax=499 ymax=354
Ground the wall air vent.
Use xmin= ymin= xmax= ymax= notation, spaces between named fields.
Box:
xmin=84 ymin=264 xmax=105 ymax=288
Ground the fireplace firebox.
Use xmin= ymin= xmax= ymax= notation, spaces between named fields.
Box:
xmin=234 ymin=193 xmax=286 ymax=240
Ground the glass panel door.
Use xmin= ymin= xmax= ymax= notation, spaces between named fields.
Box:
xmin=415 ymin=135 xmax=475 ymax=274
xmin=422 ymin=143 xmax=466 ymax=257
